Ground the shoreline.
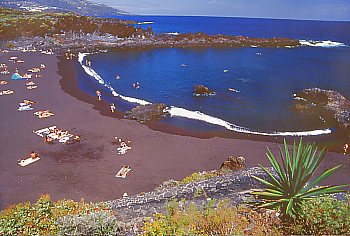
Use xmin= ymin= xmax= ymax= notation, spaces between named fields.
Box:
xmin=68 ymin=52 xmax=347 ymax=153
xmin=0 ymin=51 xmax=348 ymax=210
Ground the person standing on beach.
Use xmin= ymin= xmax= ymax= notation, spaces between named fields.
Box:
xmin=110 ymin=103 xmax=116 ymax=112
xmin=96 ymin=90 xmax=101 ymax=101
xmin=343 ymin=144 xmax=348 ymax=155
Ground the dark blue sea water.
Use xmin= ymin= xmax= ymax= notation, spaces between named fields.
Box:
xmin=76 ymin=16 xmax=350 ymax=138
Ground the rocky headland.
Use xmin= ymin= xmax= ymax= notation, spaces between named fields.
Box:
xmin=293 ymin=88 xmax=350 ymax=132
xmin=0 ymin=7 xmax=300 ymax=53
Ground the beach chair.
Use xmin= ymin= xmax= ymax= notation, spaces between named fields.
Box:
xmin=116 ymin=166 xmax=132 ymax=178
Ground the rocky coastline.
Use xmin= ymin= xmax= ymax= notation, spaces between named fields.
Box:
xmin=293 ymin=88 xmax=350 ymax=133
xmin=107 ymin=167 xmax=272 ymax=232
xmin=5 ymin=32 xmax=301 ymax=53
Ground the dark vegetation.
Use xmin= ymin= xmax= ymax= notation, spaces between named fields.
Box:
xmin=0 ymin=7 xmax=139 ymax=40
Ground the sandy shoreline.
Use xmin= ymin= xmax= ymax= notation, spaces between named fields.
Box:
xmin=0 ymin=51 xmax=348 ymax=209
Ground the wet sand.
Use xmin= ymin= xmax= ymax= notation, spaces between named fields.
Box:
xmin=0 ymin=51 xmax=348 ymax=209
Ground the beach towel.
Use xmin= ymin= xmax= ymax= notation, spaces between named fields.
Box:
xmin=58 ymin=134 xmax=74 ymax=143
xmin=117 ymin=145 xmax=132 ymax=155
xmin=115 ymin=166 xmax=132 ymax=178
xmin=18 ymin=105 xmax=33 ymax=111
xmin=18 ymin=157 xmax=40 ymax=167
xmin=33 ymin=126 xmax=57 ymax=137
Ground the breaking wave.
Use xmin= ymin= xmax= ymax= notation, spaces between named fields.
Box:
xmin=299 ymin=40 xmax=347 ymax=48
xmin=137 ymin=21 xmax=154 ymax=25
xmin=77 ymin=52 xmax=332 ymax=137
xmin=165 ymin=32 xmax=180 ymax=36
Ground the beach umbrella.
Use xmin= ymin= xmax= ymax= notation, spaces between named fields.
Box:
xmin=11 ymin=72 xmax=23 ymax=80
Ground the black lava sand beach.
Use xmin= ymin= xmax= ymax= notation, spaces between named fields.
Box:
xmin=0 ymin=51 xmax=349 ymax=209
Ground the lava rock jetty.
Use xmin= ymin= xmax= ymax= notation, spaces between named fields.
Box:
xmin=124 ymin=103 xmax=169 ymax=123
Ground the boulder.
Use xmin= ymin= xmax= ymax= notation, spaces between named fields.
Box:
xmin=124 ymin=103 xmax=169 ymax=123
xmin=293 ymin=88 xmax=350 ymax=131
xmin=194 ymin=85 xmax=215 ymax=96
xmin=220 ymin=156 xmax=245 ymax=171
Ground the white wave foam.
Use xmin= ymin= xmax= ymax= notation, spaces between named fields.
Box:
xmin=293 ymin=96 xmax=307 ymax=102
xmin=77 ymin=52 xmax=332 ymax=137
xmin=137 ymin=21 xmax=154 ymax=25
xmin=299 ymin=40 xmax=347 ymax=48
xmin=166 ymin=32 xmax=180 ymax=36
xmin=166 ymin=107 xmax=331 ymax=136
xmin=78 ymin=52 xmax=150 ymax=105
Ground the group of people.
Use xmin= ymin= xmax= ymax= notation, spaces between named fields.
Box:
xmin=85 ymin=60 xmax=92 ymax=67
xmin=132 ymin=82 xmax=140 ymax=89
xmin=96 ymin=90 xmax=116 ymax=113
xmin=65 ymin=49 xmax=74 ymax=60
xmin=42 ymin=127 xmax=80 ymax=144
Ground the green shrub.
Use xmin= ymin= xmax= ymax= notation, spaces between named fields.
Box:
xmin=56 ymin=211 xmax=121 ymax=236
xmin=0 ymin=194 xmax=114 ymax=236
xmin=141 ymin=199 xmax=281 ymax=236
xmin=179 ymin=171 xmax=221 ymax=185
xmin=252 ymin=139 xmax=347 ymax=220
xmin=5 ymin=42 xmax=14 ymax=49
xmin=288 ymin=195 xmax=350 ymax=235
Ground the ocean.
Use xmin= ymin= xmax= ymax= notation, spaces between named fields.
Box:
xmin=75 ymin=16 xmax=350 ymax=142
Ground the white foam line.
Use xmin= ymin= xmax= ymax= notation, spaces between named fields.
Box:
xmin=166 ymin=106 xmax=331 ymax=136
xmin=166 ymin=32 xmax=180 ymax=36
xmin=78 ymin=53 xmax=150 ymax=105
xmin=137 ymin=21 xmax=154 ymax=25
xmin=78 ymin=53 xmax=332 ymax=137
xmin=299 ymin=40 xmax=347 ymax=48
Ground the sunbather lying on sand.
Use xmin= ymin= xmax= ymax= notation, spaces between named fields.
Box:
xmin=27 ymin=85 xmax=38 ymax=90
xmin=113 ymin=137 xmax=132 ymax=155
xmin=23 ymin=99 xmax=35 ymax=105
xmin=17 ymin=151 xmax=41 ymax=167
xmin=34 ymin=110 xmax=54 ymax=119
xmin=0 ymin=89 xmax=14 ymax=95
xmin=29 ymin=151 xmax=39 ymax=160
xmin=116 ymin=165 xmax=132 ymax=178
xmin=0 ymin=80 xmax=8 ymax=85
xmin=44 ymin=136 xmax=54 ymax=144
xmin=28 ymin=68 xmax=40 ymax=73
xmin=26 ymin=81 xmax=36 ymax=86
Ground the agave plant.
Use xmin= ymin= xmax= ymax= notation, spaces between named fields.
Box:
xmin=252 ymin=138 xmax=347 ymax=219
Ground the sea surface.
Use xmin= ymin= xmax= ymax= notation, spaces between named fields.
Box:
xmin=76 ymin=16 xmax=350 ymax=141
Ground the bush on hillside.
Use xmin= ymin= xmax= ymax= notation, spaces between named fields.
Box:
xmin=56 ymin=211 xmax=121 ymax=236
xmin=288 ymin=195 xmax=350 ymax=235
xmin=0 ymin=194 xmax=117 ymax=236
xmin=141 ymin=199 xmax=281 ymax=236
